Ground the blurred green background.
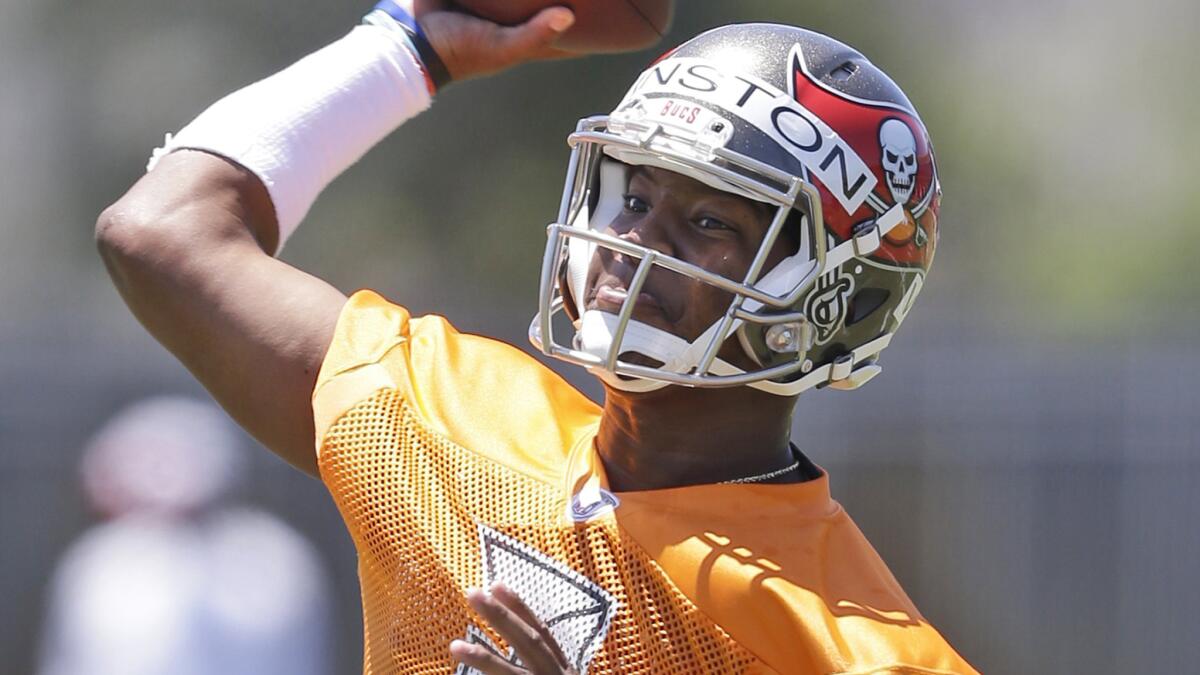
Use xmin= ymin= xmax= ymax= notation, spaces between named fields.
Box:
xmin=2 ymin=0 xmax=1198 ymax=672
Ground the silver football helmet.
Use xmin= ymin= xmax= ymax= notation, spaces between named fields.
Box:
xmin=530 ymin=23 xmax=941 ymax=396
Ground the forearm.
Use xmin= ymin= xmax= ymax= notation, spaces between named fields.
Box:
xmin=144 ymin=11 xmax=433 ymax=252
xmin=98 ymin=0 xmax=573 ymax=280
xmin=100 ymin=3 xmax=440 ymax=266
xmin=94 ymin=1 xmax=574 ymax=473
xmin=97 ymin=4 xmax=448 ymax=363
xmin=94 ymin=4 xmax=444 ymax=473
xmin=97 ymin=13 xmax=436 ymax=376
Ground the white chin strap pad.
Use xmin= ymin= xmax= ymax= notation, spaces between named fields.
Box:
xmin=578 ymin=310 xmax=693 ymax=372
xmin=578 ymin=310 xmax=674 ymax=392
xmin=576 ymin=310 xmax=743 ymax=393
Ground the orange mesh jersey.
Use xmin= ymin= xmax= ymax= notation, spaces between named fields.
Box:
xmin=312 ymin=290 xmax=978 ymax=675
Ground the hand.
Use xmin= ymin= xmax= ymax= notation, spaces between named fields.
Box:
xmin=403 ymin=0 xmax=577 ymax=82
xmin=450 ymin=583 xmax=579 ymax=674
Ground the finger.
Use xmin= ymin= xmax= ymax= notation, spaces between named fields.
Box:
xmin=491 ymin=6 xmax=575 ymax=63
xmin=467 ymin=587 xmax=563 ymax=674
xmin=490 ymin=583 xmax=570 ymax=668
xmin=450 ymin=638 xmax=524 ymax=675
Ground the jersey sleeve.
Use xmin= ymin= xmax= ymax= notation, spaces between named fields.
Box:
xmin=311 ymin=290 xmax=599 ymax=481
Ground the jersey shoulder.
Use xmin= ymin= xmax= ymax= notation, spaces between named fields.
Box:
xmin=312 ymin=290 xmax=600 ymax=482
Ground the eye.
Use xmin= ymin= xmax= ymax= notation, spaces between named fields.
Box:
xmin=622 ymin=194 xmax=649 ymax=213
xmin=694 ymin=215 xmax=734 ymax=232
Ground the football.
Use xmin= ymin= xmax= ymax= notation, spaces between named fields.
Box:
xmin=453 ymin=0 xmax=674 ymax=53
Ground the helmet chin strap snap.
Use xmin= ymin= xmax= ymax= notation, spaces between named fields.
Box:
xmin=826 ymin=363 xmax=883 ymax=390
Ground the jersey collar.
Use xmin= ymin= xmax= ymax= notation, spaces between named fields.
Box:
xmin=561 ymin=429 xmax=837 ymax=527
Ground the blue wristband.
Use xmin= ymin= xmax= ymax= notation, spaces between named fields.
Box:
xmin=370 ymin=0 xmax=451 ymax=91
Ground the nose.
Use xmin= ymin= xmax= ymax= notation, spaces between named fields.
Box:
xmin=609 ymin=205 xmax=676 ymax=260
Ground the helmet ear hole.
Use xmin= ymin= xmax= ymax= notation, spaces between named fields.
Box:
xmin=847 ymin=288 xmax=890 ymax=326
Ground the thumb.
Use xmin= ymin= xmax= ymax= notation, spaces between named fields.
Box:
xmin=492 ymin=6 xmax=575 ymax=62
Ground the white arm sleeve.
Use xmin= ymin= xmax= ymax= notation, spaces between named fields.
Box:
xmin=149 ymin=18 xmax=432 ymax=252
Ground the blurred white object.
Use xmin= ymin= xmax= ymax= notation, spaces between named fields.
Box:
xmin=38 ymin=397 xmax=332 ymax=675
xmin=79 ymin=396 xmax=243 ymax=517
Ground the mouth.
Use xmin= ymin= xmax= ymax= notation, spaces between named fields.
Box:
xmin=593 ymin=283 xmax=661 ymax=311
xmin=584 ymin=249 xmax=678 ymax=327
xmin=586 ymin=279 xmax=671 ymax=324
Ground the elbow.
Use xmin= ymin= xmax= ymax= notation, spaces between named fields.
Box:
xmin=96 ymin=153 xmax=276 ymax=268
xmin=95 ymin=200 xmax=169 ymax=271
xmin=94 ymin=202 xmax=133 ymax=263
xmin=95 ymin=191 xmax=214 ymax=273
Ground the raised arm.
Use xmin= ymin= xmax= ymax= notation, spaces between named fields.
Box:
xmin=96 ymin=2 xmax=575 ymax=476
xmin=97 ymin=152 xmax=344 ymax=476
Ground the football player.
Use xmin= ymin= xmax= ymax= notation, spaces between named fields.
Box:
xmin=97 ymin=1 xmax=975 ymax=673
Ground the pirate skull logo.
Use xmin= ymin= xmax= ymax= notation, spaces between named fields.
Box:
xmin=878 ymin=118 xmax=917 ymax=205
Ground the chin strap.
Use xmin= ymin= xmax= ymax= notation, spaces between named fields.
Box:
xmin=577 ymin=309 xmax=893 ymax=397
xmin=577 ymin=310 xmax=737 ymax=393
xmin=707 ymin=332 xmax=893 ymax=396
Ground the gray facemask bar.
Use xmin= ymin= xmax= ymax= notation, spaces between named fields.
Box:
xmin=530 ymin=116 xmax=829 ymax=389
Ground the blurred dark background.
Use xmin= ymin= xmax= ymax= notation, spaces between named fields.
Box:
xmin=2 ymin=0 xmax=1198 ymax=672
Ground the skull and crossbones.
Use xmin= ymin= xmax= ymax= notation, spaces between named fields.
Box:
xmin=878 ymin=118 xmax=917 ymax=205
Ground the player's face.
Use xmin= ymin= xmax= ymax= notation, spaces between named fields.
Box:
xmin=584 ymin=166 xmax=796 ymax=359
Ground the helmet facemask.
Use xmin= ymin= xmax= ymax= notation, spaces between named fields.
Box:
xmin=530 ymin=112 xmax=830 ymax=394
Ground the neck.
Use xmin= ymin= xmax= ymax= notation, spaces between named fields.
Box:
xmin=596 ymin=383 xmax=799 ymax=492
